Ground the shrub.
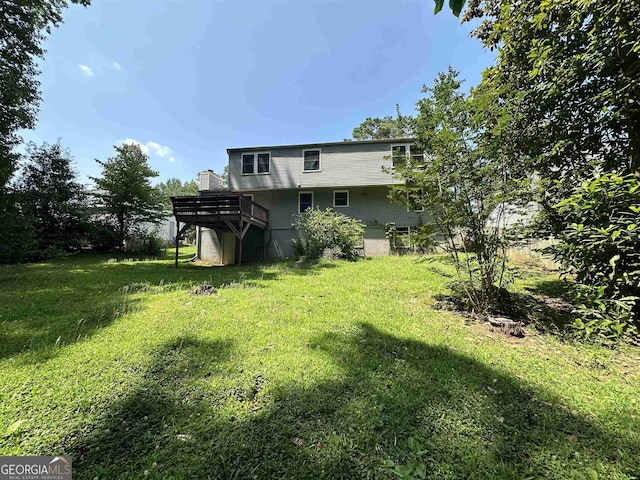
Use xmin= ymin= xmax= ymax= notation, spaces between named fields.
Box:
xmin=552 ymin=173 xmax=640 ymax=340
xmin=126 ymin=231 xmax=164 ymax=256
xmin=387 ymin=69 xmax=527 ymax=315
xmin=292 ymin=208 xmax=365 ymax=260
xmin=85 ymin=220 xmax=120 ymax=253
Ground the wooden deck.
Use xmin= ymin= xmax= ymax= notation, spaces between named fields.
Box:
xmin=170 ymin=193 xmax=269 ymax=266
xmin=171 ymin=193 xmax=268 ymax=229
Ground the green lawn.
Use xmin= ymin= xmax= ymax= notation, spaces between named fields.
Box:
xmin=1 ymin=251 xmax=638 ymax=479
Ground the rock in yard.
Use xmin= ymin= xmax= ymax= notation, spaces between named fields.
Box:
xmin=487 ymin=316 xmax=525 ymax=338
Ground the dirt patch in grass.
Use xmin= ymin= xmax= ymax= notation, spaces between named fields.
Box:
xmin=434 ymin=282 xmax=575 ymax=339
xmin=191 ymin=284 xmax=217 ymax=295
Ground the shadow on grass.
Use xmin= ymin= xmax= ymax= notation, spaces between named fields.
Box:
xmin=502 ymin=278 xmax=577 ymax=334
xmin=64 ymin=325 xmax=638 ymax=479
xmin=505 ymin=293 xmax=575 ymax=335
xmin=524 ymin=278 xmax=575 ymax=301
xmin=64 ymin=336 xmax=235 ymax=478
xmin=0 ymin=256 xmax=337 ymax=363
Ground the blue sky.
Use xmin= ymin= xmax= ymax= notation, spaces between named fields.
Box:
xmin=21 ymin=0 xmax=495 ymax=185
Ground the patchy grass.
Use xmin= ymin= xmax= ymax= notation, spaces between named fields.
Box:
xmin=0 ymin=251 xmax=638 ymax=479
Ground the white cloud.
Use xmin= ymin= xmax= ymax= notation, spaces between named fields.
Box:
xmin=78 ymin=64 xmax=94 ymax=77
xmin=121 ymin=138 xmax=176 ymax=162
xmin=146 ymin=141 xmax=173 ymax=158
xmin=112 ymin=61 xmax=122 ymax=71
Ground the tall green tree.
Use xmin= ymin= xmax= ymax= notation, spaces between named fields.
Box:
xmin=351 ymin=105 xmax=414 ymax=141
xmin=157 ymin=168 xmax=228 ymax=210
xmin=463 ymin=0 xmax=640 ymax=232
xmin=17 ymin=140 xmax=87 ymax=256
xmin=390 ymin=69 xmax=527 ymax=314
xmin=463 ymin=0 xmax=640 ymax=338
xmin=0 ymin=0 xmax=90 ymax=193
xmin=91 ymin=144 xmax=163 ymax=250
xmin=219 ymin=165 xmax=229 ymax=189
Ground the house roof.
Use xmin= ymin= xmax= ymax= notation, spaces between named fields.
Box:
xmin=226 ymin=138 xmax=416 ymax=153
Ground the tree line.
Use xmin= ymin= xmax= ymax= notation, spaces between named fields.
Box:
xmin=0 ymin=1 xmax=225 ymax=261
xmin=0 ymin=140 xmax=223 ymax=262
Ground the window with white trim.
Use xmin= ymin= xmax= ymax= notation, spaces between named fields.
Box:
xmin=333 ymin=190 xmax=349 ymax=207
xmin=242 ymin=154 xmax=254 ymax=174
xmin=241 ymin=152 xmax=270 ymax=174
xmin=393 ymin=226 xmax=411 ymax=250
xmin=392 ymin=144 xmax=408 ymax=169
xmin=298 ymin=191 xmax=313 ymax=213
xmin=392 ymin=144 xmax=424 ymax=168
xmin=409 ymin=144 xmax=425 ymax=164
xmin=303 ymin=149 xmax=321 ymax=172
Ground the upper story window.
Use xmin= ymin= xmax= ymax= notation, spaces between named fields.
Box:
xmin=303 ymin=149 xmax=321 ymax=172
xmin=392 ymin=145 xmax=408 ymax=169
xmin=392 ymin=144 xmax=423 ymax=169
xmin=241 ymin=152 xmax=270 ymax=175
xmin=410 ymin=145 xmax=425 ymax=163
xmin=257 ymin=153 xmax=270 ymax=173
xmin=242 ymin=154 xmax=254 ymax=174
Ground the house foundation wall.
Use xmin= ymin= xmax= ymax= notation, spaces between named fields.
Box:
xmin=362 ymin=226 xmax=390 ymax=256
xmin=264 ymin=225 xmax=390 ymax=259
xmin=197 ymin=228 xmax=222 ymax=264
xmin=267 ymin=228 xmax=295 ymax=259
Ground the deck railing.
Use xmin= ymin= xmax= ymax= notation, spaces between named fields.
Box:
xmin=171 ymin=193 xmax=268 ymax=226
xmin=240 ymin=195 xmax=268 ymax=224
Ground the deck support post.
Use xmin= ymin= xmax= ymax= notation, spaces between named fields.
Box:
xmin=223 ymin=219 xmax=251 ymax=266
xmin=238 ymin=218 xmax=243 ymax=267
xmin=174 ymin=221 xmax=180 ymax=268
xmin=174 ymin=222 xmax=193 ymax=268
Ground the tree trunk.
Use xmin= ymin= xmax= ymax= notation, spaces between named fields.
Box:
xmin=117 ymin=212 xmax=125 ymax=252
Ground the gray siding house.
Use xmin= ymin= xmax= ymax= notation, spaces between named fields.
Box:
xmin=191 ymin=139 xmax=428 ymax=264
